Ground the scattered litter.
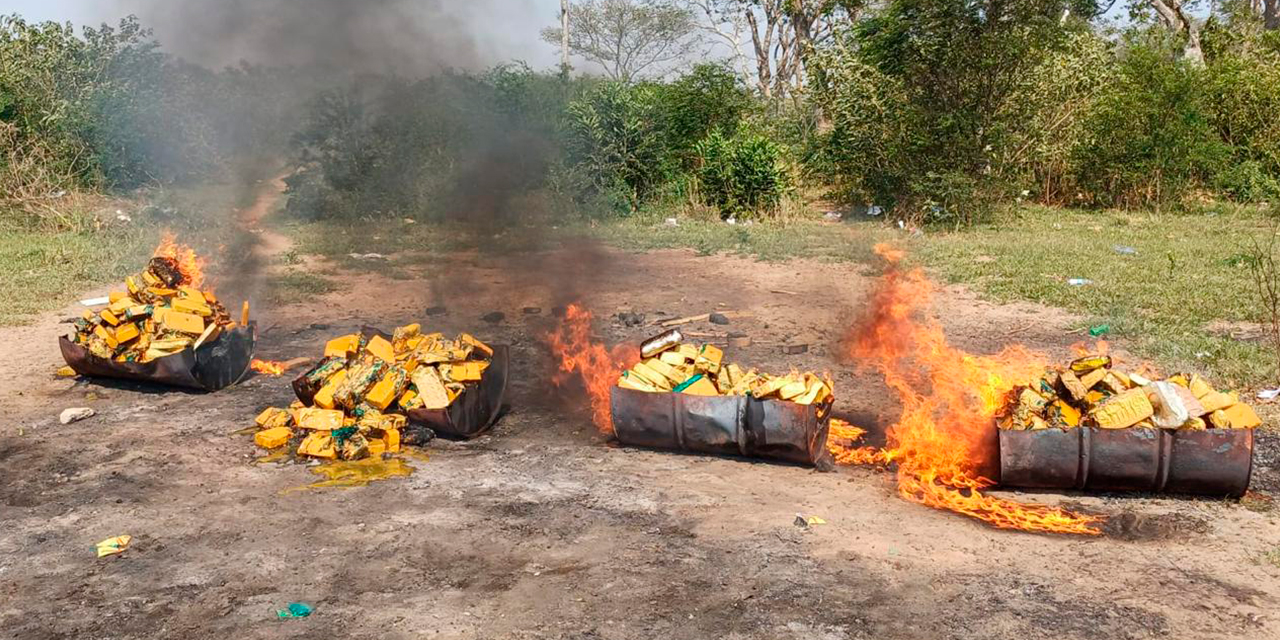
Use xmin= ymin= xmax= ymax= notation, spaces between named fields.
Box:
xmin=1195 ymin=351 xmax=1211 ymax=359
xmin=793 ymin=514 xmax=827 ymax=528
xmin=615 ymin=312 xmax=646 ymax=327
xmin=782 ymin=343 xmax=809 ymax=355
xmin=1067 ymin=278 xmax=1092 ymax=286
xmin=59 ymin=407 xmax=95 ymax=425
xmin=1257 ymin=388 xmax=1280 ymax=401
xmin=55 ymin=366 xmax=77 ymax=378
xmin=663 ymin=218 xmax=679 ymax=227
xmin=403 ymin=218 xmax=416 ymax=224
xmin=867 ymin=205 xmax=883 ymax=216
xmin=348 ymin=253 xmax=387 ymax=261
xmin=770 ymin=289 xmax=798 ymax=296
xmin=522 ymin=307 xmax=542 ymax=315
xmin=1088 ymin=324 xmax=1110 ymax=337
xmin=95 ymin=535 xmax=131 ymax=557
xmin=823 ymin=211 xmax=842 ymax=221
xmin=79 ymin=296 xmax=111 ymax=307
xmin=276 ymin=603 xmax=313 ymax=619
xmin=1113 ymin=245 xmax=1137 ymax=256
xmin=116 ymin=212 xmax=132 ymax=223
xmin=660 ymin=313 xmax=711 ymax=328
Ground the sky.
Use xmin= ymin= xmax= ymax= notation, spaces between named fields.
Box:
xmin=3 ymin=0 xmax=569 ymax=71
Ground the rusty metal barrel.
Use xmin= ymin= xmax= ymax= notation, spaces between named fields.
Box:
xmin=609 ymin=386 xmax=832 ymax=466
xmin=998 ymin=427 xmax=1254 ymax=497
xmin=59 ymin=325 xmax=256 ymax=391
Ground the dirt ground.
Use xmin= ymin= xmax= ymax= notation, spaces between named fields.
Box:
xmin=2 ymin=226 xmax=1279 ymax=639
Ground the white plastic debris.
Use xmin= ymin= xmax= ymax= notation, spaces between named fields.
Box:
xmin=1257 ymin=388 xmax=1280 ymax=401
xmin=59 ymin=407 xmax=96 ymax=425
xmin=1067 ymin=278 xmax=1092 ymax=286
xmin=79 ymin=297 xmax=111 ymax=307
xmin=664 ymin=218 xmax=679 ymax=227
xmin=347 ymin=253 xmax=387 ymax=261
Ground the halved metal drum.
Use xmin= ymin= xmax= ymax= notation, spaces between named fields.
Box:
xmin=290 ymin=337 xmax=510 ymax=441
xmin=59 ymin=325 xmax=256 ymax=391
xmin=609 ymin=386 xmax=832 ymax=466
xmin=998 ymin=427 xmax=1253 ymax=497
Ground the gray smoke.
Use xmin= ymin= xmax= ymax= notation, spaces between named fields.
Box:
xmin=110 ymin=0 xmax=547 ymax=73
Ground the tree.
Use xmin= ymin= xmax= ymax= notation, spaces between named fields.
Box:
xmin=541 ymin=0 xmax=701 ymax=81
xmin=1147 ymin=0 xmax=1207 ymax=64
xmin=684 ymin=0 xmax=753 ymax=84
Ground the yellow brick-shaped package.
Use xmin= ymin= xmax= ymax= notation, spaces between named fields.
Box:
xmin=162 ymin=310 xmax=206 ymax=335
xmin=1212 ymin=403 xmax=1261 ymax=429
xmin=444 ymin=361 xmax=488 ymax=383
xmin=255 ymin=407 xmax=293 ymax=429
xmin=679 ymin=374 xmax=720 ymax=396
xmin=296 ymin=407 xmax=345 ymax=431
xmin=366 ymin=335 xmax=396 ymax=363
xmin=324 ymin=334 xmax=360 ymax=358
xmin=365 ymin=366 xmax=410 ymax=411
xmin=254 ymin=426 xmax=294 ymax=450
xmin=1089 ymin=388 xmax=1154 ymax=429
xmin=694 ymin=345 xmax=723 ymax=375
xmin=313 ymin=370 xmax=349 ymax=410
xmin=297 ymin=431 xmax=336 ymax=459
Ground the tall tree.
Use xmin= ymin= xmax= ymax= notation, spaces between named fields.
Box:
xmin=542 ymin=0 xmax=700 ymax=81
xmin=684 ymin=0 xmax=753 ymax=84
xmin=1148 ymin=0 xmax=1206 ymax=65
xmin=561 ymin=0 xmax=572 ymax=73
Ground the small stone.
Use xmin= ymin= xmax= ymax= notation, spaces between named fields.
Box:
xmin=425 ymin=305 xmax=448 ymax=316
xmin=709 ymin=312 xmax=730 ymax=325
xmin=615 ymin=312 xmax=646 ymax=327
xmin=728 ymin=333 xmax=751 ymax=348
xmin=522 ymin=307 xmax=542 ymax=315
xmin=782 ymin=343 xmax=809 ymax=355
xmin=482 ymin=311 xmax=505 ymax=324
xmin=308 ymin=323 xmax=330 ymax=331
xmin=59 ymin=407 xmax=96 ymax=425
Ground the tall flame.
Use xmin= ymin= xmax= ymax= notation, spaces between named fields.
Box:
xmin=152 ymin=231 xmax=207 ymax=289
xmin=834 ymin=244 xmax=1103 ymax=535
xmin=545 ymin=304 xmax=639 ymax=435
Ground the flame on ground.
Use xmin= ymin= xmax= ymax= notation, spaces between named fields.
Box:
xmin=545 ymin=304 xmax=639 ymax=435
xmin=831 ymin=244 xmax=1103 ymax=535
xmin=153 ymin=231 xmax=208 ymax=289
xmin=251 ymin=359 xmax=286 ymax=376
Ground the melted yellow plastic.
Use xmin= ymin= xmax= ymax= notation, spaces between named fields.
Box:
xmin=284 ymin=456 xmax=416 ymax=493
xmin=254 ymin=449 xmax=290 ymax=465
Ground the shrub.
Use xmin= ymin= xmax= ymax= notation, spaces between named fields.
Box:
xmin=693 ymin=129 xmax=791 ymax=220
xmin=566 ymin=81 xmax=672 ymax=212
xmin=1073 ymin=40 xmax=1228 ymax=209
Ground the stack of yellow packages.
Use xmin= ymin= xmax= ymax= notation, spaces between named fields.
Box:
xmin=617 ymin=330 xmax=832 ymax=406
xmin=249 ymin=324 xmax=493 ymax=461
xmin=70 ymin=256 xmax=234 ymax=362
xmin=998 ymin=354 xmax=1261 ymax=431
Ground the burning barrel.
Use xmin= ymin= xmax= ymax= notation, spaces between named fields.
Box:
xmin=995 ymin=354 xmax=1257 ymax=497
xmin=606 ymin=330 xmax=834 ymax=466
xmin=60 ymin=239 xmax=256 ymax=391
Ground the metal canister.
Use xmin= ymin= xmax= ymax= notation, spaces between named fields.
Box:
xmin=640 ymin=329 xmax=683 ymax=359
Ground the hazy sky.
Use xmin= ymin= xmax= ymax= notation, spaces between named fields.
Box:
xmin=4 ymin=0 xmax=569 ymax=71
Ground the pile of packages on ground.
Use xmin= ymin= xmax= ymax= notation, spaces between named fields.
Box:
xmin=70 ymin=257 xmax=235 ymax=362
xmin=617 ymin=329 xmax=833 ymax=405
xmin=997 ymin=355 xmax=1261 ymax=431
xmin=250 ymin=324 xmax=493 ymax=460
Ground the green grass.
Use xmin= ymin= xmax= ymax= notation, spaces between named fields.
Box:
xmin=910 ymin=205 xmax=1276 ymax=388
xmin=265 ymin=270 xmax=339 ymax=305
xmin=0 ymin=180 xmax=256 ymax=326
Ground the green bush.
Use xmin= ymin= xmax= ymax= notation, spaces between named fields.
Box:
xmin=566 ymin=81 xmax=672 ymax=212
xmin=658 ymin=64 xmax=753 ymax=165
xmin=1074 ymin=40 xmax=1229 ymax=208
xmin=693 ymin=130 xmax=792 ymax=219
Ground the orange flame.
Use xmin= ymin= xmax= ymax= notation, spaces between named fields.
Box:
xmin=251 ymin=359 xmax=286 ymax=376
xmin=545 ymin=304 xmax=639 ymax=435
xmin=152 ymin=231 xmax=207 ymax=289
xmin=839 ymin=244 xmax=1102 ymax=535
